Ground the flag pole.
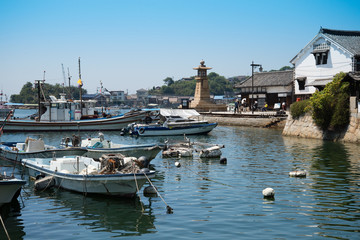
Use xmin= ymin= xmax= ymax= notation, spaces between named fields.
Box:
xmin=78 ymin=57 xmax=82 ymax=117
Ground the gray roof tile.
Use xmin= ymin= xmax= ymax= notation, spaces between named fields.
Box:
xmin=321 ymin=28 xmax=360 ymax=55
xmin=235 ymin=70 xmax=293 ymax=88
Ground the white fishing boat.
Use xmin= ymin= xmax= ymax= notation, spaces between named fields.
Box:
xmin=79 ymin=133 xmax=161 ymax=161
xmin=0 ymin=137 xmax=87 ymax=162
xmin=0 ymin=174 xmax=26 ymax=207
xmin=0 ymin=90 xmax=12 ymax=119
xmin=0 ymin=93 xmax=148 ymax=132
xmin=130 ymin=109 xmax=217 ymax=136
xmin=22 ymin=155 xmax=155 ymax=197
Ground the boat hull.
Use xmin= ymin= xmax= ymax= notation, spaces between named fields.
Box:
xmin=0 ymin=143 xmax=88 ymax=162
xmin=0 ymin=179 xmax=26 ymax=207
xmin=83 ymin=144 xmax=161 ymax=160
xmin=22 ymin=157 xmax=155 ymax=197
xmin=1 ymin=111 xmax=147 ymax=132
xmin=135 ymin=123 xmax=218 ymax=136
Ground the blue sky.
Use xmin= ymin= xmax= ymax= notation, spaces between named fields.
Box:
xmin=0 ymin=0 xmax=359 ymax=97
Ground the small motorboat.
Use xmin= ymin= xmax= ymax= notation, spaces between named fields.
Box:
xmin=0 ymin=173 xmax=26 ymax=207
xmin=62 ymin=133 xmax=162 ymax=161
xmin=0 ymin=137 xmax=87 ymax=162
xmin=129 ymin=109 xmax=217 ymax=136
xmin=22 ymin=154 xmax=155 ymax=197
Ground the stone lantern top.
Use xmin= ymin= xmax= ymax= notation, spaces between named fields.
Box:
xmin=193 ymin=60 xmax=212 ymax=70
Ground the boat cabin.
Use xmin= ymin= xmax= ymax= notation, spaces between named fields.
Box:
xmin=40 ymin=94 xmax=97 ymax=121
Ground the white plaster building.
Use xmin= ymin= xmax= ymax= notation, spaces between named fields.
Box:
xmin=291 ymin=28 xmax=360 ymax=100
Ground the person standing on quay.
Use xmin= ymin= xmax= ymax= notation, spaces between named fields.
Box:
xmin=234 ymin=99 xmax=239 ymax=113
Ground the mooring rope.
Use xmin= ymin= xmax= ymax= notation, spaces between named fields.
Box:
xmin=143 ymin=172 xmax=173 ymax=214
xmin=131 ymin=159 xmax=144 ymax=212
xmin=0 ymin=214 xmax=11 ymax=240
xmin=38 ymin=176 xmax=55 ymax=193
xmin=180 ymin=163 xmax=233 ymax=187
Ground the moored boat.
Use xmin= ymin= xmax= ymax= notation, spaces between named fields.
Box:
xmin=22 ymin=155 xmax=155 ymax=197
xmin=130 ymin=109 xmax=217 ymax=136
xmin=0 ymin=174 xmax=26 ymax=207
xmin=79 ymin=134 xmax=161 ymax=160
xmin=0 ymin=93 xmax=148 ymax=132
xmin=0 ymin=137 xmax=87 ymax=162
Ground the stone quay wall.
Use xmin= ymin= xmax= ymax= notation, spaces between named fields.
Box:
xmin=282 ymin=112 xmax=360 ymax=143
xmin=201 ymin=113 xmax=287 ymax=128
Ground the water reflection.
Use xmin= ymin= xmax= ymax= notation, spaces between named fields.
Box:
xmin=0 ymin=200 xmax=25 ymax=240
xmin=34 ymin=190 xmax=156 ymax=237
xmin=282 ymin=137 xmax=360 ymax=238
xmin=0 ymin=164 xmax=26 ymax=240
xmin=2 ymin=122 xmax=360 ymax=239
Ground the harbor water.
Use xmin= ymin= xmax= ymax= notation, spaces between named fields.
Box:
xmin=1 ymin=110 xmax=360 ymax=239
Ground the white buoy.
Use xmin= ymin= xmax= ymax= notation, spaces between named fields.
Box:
xmin=262 ymin=187 xmax=275 ymax=198
xmin=289 ymin=170 xmax=307 ymax=177
xmin=175 ymin=161 xmax=181 ymax=167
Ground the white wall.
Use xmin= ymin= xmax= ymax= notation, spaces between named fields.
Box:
xmin=267 ymin=85 xmax=292 ymax=94
xmin=294 ymin=36 xmax=353 ymax=95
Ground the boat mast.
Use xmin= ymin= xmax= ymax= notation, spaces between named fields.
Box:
xmin=78 ymin=57 xmax=82 ymax=117
xmin=61 ymin=64 xmax=66 ymax=94
xmin=35 ymin=72 xmax=45 ymax=122
xmin=67 ymin=67 xmax=72 ymax=99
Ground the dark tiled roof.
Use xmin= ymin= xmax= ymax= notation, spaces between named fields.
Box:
xmin=234 ymin=70 xmax=293 ymax=88
xmin=320 ymin=28 xmax=360 ymax=55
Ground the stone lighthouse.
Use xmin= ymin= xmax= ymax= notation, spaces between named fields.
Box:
xmin=189 ymin=60 xmax=227 ymax=112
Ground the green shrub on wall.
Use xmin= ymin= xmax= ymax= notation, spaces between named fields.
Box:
xmin=290 ymin=72 xmax=350 ymax=130
xmin=308 ymin=72 xmax=349 ymax=130
xmin=290 ymin=99 xmax=310 ymax=119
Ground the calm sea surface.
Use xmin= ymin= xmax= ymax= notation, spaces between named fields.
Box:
xmin=0 ymin=109 xmax=359 ymax=239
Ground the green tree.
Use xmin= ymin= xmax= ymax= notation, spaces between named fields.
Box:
xmin=208 ymin=72 xmax=234 ymax=95
xmin=279 ymin=66 xmax=293 ymax=71
xmin=308 ymin=72 xmax=349 ymax=130
xmin=148 ymin=72 xmax=233 ymax=96
xmin=163 ymin=77 xmax=174 ymax=86
xmin=10 ymin=82 xmax=87 ymax=104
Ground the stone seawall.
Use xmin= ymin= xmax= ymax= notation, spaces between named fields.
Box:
xmin=282 ymin=112 xmax=360 ymax=143
xmin=201 ymin=114 xmax=287 ymax=128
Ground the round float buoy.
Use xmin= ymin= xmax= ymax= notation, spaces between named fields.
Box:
xmin=143 ymin=185 xmax=158 ymax=196
xmin=289 ymin=170 xmax=307 ymax=177
xmin=220 ymin=157 xmax=227 ymax=164
xmin=262 ymin=187 xmax=275 ymax=198
xmin=175 ymin=161 xmax=181 ymax=167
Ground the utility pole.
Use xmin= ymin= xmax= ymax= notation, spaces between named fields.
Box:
xmin=250 ymin=61 xmax=262 ymax=114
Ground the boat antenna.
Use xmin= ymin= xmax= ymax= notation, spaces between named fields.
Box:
xmin=61 ymin=64 xmax=66 ymax=94
xmin=67 ymin=67 xmax=73 ymax=99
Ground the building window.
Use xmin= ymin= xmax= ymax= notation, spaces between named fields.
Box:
xmin=314 ymin=52 xmax=328 ymax=65
xmin=298 ymin=81 xmax=305 ymax=90
xmin=355 ymin=56 xmax=360 ymax=72
xmin=296 ymin=77 xmax=306 ymax=90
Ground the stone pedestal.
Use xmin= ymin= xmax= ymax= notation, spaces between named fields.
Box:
xmin=189 ymin=60 xmax=227 ymax=112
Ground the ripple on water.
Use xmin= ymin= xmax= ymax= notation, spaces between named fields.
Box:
xmin=1 ymin=123 xmax=360 ymax=239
